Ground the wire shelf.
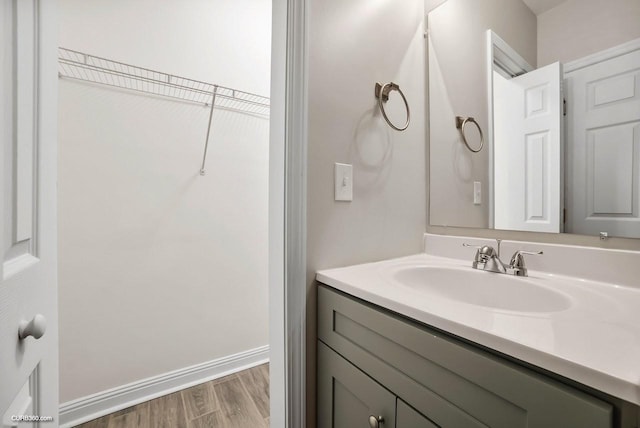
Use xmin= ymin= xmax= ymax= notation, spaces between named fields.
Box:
xmin=58 ymin=47 xmax=270 ymax=117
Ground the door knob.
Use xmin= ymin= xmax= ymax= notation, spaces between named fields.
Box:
xmin=18 ymin=314 xmax=46 ymax=340
xmin=369 ymin=415 xmax=384 ymax=428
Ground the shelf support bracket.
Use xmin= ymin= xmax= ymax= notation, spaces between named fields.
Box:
xmin=200 ymin=85 xmax=219 ymax=176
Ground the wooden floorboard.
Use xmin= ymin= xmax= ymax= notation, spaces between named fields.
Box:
xmin=77 ymin=416 xmax=109 ymax=428
xmin=238 ymin=365 xmax=270 ymax=419
xmin=106 ymin=402 xmax=149 ymax=428
xmin=181 ymin=381 xmax=218 ymax=420
xmin=75 ymin=363 xmax=269 ymax=428
xmin=188 ymin=410 xmax=225 ymax=428
xmin=149 ymin=391 xmax=187 ymax=428
xmin=214 ymin=377 xmax=266 ymax=428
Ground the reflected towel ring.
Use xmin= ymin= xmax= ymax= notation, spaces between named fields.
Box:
xmin=375 ymin=82 xmax=410 ymax=131
xmin=455 ymin=116 xmax=484 ymax=153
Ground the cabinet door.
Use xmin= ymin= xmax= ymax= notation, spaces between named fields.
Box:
xmin=318 ymin=342 xmax=396 ymax=428
xmin=397 ymin=399 xmax=439 ymax=428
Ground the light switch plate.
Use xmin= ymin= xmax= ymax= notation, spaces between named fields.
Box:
xmin=473 ymin=181 xmax=481 ymax=205
xmin=335 ymin=163 xmax=353 ymax=201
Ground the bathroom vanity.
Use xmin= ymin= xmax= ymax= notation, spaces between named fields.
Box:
xmin=316 ymin=236 xmax=640 ymax=428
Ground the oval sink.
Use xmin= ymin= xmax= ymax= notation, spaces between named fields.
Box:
xmin=393 ymin=266 xmax=571 ymax=313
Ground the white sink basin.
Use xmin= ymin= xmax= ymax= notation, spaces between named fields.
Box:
xmin=392 ymin=266 xmax=572 ymax=313
xmin=316 ymin=250 xmax=640 ymax=406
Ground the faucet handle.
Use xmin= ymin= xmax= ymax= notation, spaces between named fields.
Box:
xmin=462 ymin=243 xmax=482 ymax=248
xmin=509 ymin=250 xmax=543 ymax=276
xmin=462 ymin=242 xmax=484 ymax=263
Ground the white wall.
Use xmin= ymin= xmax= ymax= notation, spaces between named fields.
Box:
xmin=428 ymin=0 xmax=537 ymax=229
xmin=58 ymin=0 xmax=271 ymax=403
xmin=306 ymin=0 xmax=427 ymax=425
xmin=538 ymin=0 xmax=640 ymax=66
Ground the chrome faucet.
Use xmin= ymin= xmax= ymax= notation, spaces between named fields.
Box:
xmin=463 ymin=240 xmax=542 ymax=277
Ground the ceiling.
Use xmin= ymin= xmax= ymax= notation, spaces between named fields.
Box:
xmin=522 ymin=0 xmax=568 ymax=15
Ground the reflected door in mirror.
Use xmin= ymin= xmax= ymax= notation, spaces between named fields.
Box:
xmin=493 ymin=62 xmax=563 ymax=233
xmin=565 ymin=49 xmax=640 ymax=238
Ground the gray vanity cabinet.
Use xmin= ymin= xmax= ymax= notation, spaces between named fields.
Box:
xmin=318 ymin=341 xmax=397 ymax=428
xmin=317 ymin=284 xmax=616 ymax=428
xmin=318 ymin=341 xmax=437 ymax=428
xmin=396 ymin=400 xmax=439 ymax=428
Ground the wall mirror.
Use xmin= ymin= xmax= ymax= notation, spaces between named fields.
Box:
xmin=427 ymin=0 xmax=640 ymax=239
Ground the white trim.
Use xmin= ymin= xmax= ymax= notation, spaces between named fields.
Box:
xmin=58 ymin=346 xmax=269 ymax=428
xmin=284 ymin=0 xmax=308 ymax=425
xmin=269 ymin=0 xmax=307 ymax=427
xmin=486 ymin=30 xmax=535 ymax=230
xmin=488 ymin=31 xmax=533 ymax=78
xmin=564 ymin=37 xmax=640 ymax=74
xmin=269 ymin=0 xmax=288 ymax=425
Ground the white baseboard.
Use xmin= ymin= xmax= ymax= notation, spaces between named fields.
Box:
xmin=59 ymin=345 xmax=269 ymax=428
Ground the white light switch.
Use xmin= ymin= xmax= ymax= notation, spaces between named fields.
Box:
xmin=335 ymin=163 xmax=353 ymax=201
xmin=473 ymin=181 xmax=482 ymax=205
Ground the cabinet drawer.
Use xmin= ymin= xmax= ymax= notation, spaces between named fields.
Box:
xmin=318 ymin=285 xmax=613 ymax=428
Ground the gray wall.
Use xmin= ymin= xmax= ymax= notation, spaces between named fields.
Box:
xmin=538 ymin=0 xmax=640 ymax=66
xmin=306 ymin=0 xmax=427 ymax=425
xmin=428 ymin=0 xmax=537 ymax=228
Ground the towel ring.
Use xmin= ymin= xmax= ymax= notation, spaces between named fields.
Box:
xmin=455 ymin=116 xmax=484 ymax=153
xmin=375 ymin=82 xmax=410 ymax=131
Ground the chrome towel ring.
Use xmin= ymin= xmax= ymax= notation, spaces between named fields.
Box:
xmin=375 ymin=82 xmax=410 ymax=131
xmin=455 ymin=116 xmax=484 ymax=153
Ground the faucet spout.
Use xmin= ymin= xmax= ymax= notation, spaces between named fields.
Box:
xmin=483 ymin=255 xmax=507 ymax=274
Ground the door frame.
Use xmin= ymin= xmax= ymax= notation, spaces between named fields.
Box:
xmin=485 ymin=30 xmax=534 ymax=229
xmin=269 ymin=0 xmax=308 ymax=427
xmin=564 ymin=37 xmax=640 ymax=74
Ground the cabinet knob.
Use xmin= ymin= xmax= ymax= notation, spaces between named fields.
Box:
xmin=18 ymin=314 xmax=47 ymax=340
xmin=368 ymin=415 xmax=384 ymax=428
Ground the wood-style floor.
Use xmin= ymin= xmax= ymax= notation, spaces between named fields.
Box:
xmin=76 ymin=364 xmax=269 ymax=428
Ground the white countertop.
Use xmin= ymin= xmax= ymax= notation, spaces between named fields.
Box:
xmin=317 ymin=252 xmax=640 ymax=406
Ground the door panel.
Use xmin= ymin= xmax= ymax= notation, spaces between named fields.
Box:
xmin=566 ymin=48 xmax=640 ymax=237
xmin=14 ymin=0 xmax=36 ymax=245
xmin=493 ymin=62 xmax=563 ymax=233
xmin=4 ymin=0 xmax=39 ymax=279
xmin=2 ymin=368 xmax=39 ymax=428
xmin=589 ymin=124 xmax=636 ymax=214
xmin=0 ymin=0 xmax=59 ymax=426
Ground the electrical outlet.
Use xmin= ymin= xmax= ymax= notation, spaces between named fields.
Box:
xmin=335 ymin=163 xmax=353 ymax=201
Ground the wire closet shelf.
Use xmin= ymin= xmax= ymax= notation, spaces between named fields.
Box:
xmin=57 ymin=47 xmax=270 ymax=117
xmin=58 ymin=47 xmax=270 ymax=175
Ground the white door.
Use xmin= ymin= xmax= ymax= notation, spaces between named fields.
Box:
xmin=565 ymin=48 xmax=640 ymax=238
xmin=1 ymin=1 xmax=59 ymax=427
xmin=493 ymin=62 xmax=563 ymax=233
